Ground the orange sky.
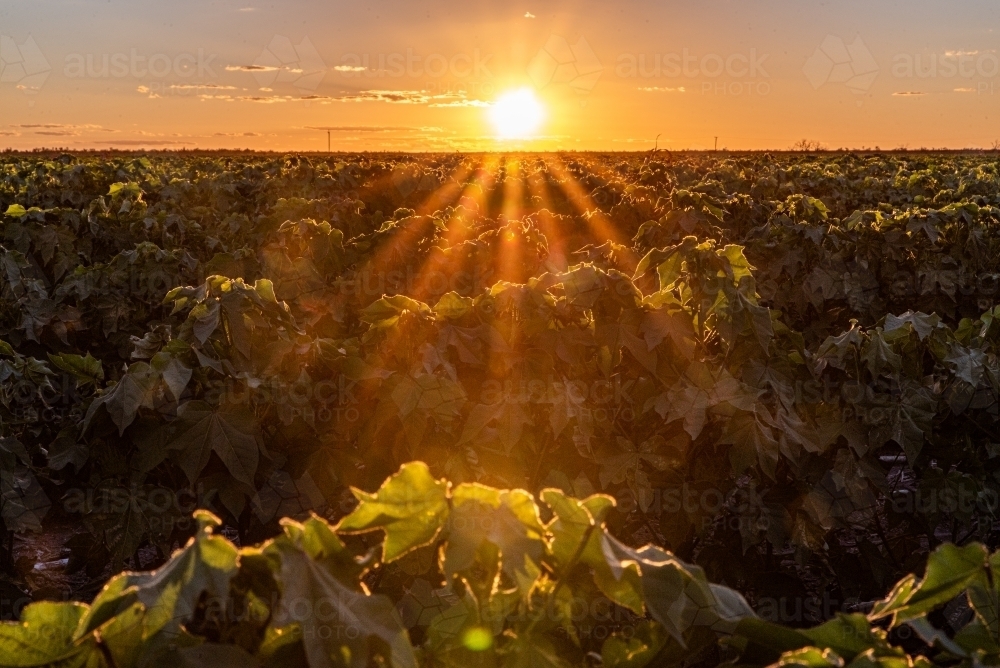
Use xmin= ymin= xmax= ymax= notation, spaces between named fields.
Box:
xmin=1 ymin=0 xmax=999 ymax=151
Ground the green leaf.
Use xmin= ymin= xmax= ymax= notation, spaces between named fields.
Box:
xmin=3 ymin=204 xmax=27 ymax=218
xmin=721 ymin=244 xmax=754 ymax=282
xmin=152 ymin=353 xmax=192 ymax=401
xmin=167 ymin=400 xmax=262 ymax=487
xmin=433 ymin=292 xmax=474 ymax=319
xmin=0 ymin=602 xmax=94 ymax=667
xmin=542 ymin=489 xmax=645 ymax=615
xmin=167 ymin=643 xmax=260 ymax=668
xmin=458 ymin=400 xmax=531 ymax=454
xmin=268 ymin=524 xmax=417 ymax=668
xmin=190 ymin=300 xmax=221 ymax=345
xmin=337 ymin=462 xmax=449 ymax=562
xmin=47 ymin=352 xmax=104 ymax=386
xmin=598 ymin=436 xmax=672 ymax=512
xmin=861 ymin=330 xmax=902 ymax=376
xmin=800 ymin=614 xmax=888 ymax=662
xmin=870 ymin=542 xmax=987 ymax=624
xmin=720 ymin=409 xmax=780 ymax=479
xmin=390 ymin=373 xmax=467 ymax=445
xmin=0 ymin=438 xmax=51 ymax=532
xmin=444 ymin=484 xmax=545 ymax=594
xmin=601 ymin=620 xmax=670 ymax=668
xmin=361 ymin=294 xmax=430 ymax=326
xmin=45 ymin=429 xmax=89 ymax=472
xmin=83 ymin=362 xmax=159 ymax=435
xmin=81 ymin=511 xmax=237 ymax=654
xmin=965 ymin=550 xmax=1000 ymax=642
xmin=773 ymin=646 xmax=844 ymax=667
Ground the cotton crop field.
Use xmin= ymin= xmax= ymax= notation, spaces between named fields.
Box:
xmin=2 ymin=151 xmax=1000 ymax=665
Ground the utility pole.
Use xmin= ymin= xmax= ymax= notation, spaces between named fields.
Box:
xmin=714 ymin=136 xmax=718 ymax=151
xmin=327 ymin=130 xmax=331 ymax=153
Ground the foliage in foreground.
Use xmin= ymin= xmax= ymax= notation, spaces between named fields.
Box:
xmin=4 ymin=463 xmax=1000 ymax=668
xmin=0 ymin=463 xmax=753 ymax=667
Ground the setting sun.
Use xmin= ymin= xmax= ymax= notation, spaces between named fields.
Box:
xmin=488 ymin=88 xmax=545 ymax=140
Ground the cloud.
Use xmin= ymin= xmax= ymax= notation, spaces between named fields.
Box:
xmin=169 ymin=83 xmax=238 ymax=90
xmin=238 ymin=6 xmax=256 ymax=10
xmin=944 ymin=49 xmax=993 ymax=57
xmin=12 ymin=123 xmax=116 ymax=136
xmin=524 ymin=11 xmax=535 ymax=18
xmin=222 ymin=94 xmax=334 ymax=103
xmin=303 ymin=125 xmax=446 ymax=133
xmin=331 ymin=89 xmax=488 ymax=106
xmin=638 ymin=86 xmax=686 ymax=92
xmin=0 ymin=131 xmax=21 ymax=136
xmin=234 ymin=96 xmax=287 ymax=103
xmin=334 ymin=65 xmax=367 ymax=72
xmin=336 ymin=89 xmax=432 ymax=103
xmin=954 ymin=87 xmax=976 ymax=92
xmin=305 ymin=125 xmax=407 ymax=132
xmin=86 ymin=140 xmax=195 ymax=146
xmin=195 ymin=87 xmax=485 ymax=107
xmin=226 ymin=64 xmax=280 ymax=72
xmin=430 ymin=98 xmax=491 ymax=107
xmin=213 ymin=132 xmax=261 ymax=137
xmin=892 ymin=91 xmax=925 ymax=96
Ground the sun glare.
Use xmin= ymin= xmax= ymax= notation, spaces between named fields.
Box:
xmin=488 ymin=88 xmax=545 ymax=140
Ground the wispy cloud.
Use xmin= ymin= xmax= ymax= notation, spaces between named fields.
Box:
xmin=336 ymin=89 xmax=433 ymax=103
xmin=892 ymin=91 xmax=925 ymax=96
xmin=638 ymin=86 xmax=686 ymax=93
xmin=192 ymin=88 xmax=488 ymax=107
xmin=304 ymin=125 xmax=407 ymax=132
xmin=430 ymin=98 xmax=491 ymax=108
xmin=198 ymin=93 xmax=331 ymax=103
xmin=171 ymin=83 xmax=238 ymax=90
xmin=335 ymin=89 xmax=489 ymax=106
xmin=225 ymin=64 xmax=280 ymax=72
xmin=12 ymin=123 xmax=117 ymax=136
xmin=303 ymin=125 xmax=446 ymax=133
xmin=944 ymin=49 xmax=993 ymax=57
xmin=85 ymin=139 xmax=195 ymax=146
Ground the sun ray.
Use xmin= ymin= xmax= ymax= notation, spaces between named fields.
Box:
xmin=407 ymin=156 xmax=501 ymax=301
xmin=497 ymin=157 xmax=526 ymax=284
xmin=525 ymin=160 xmax=569 ymax=273
xmin=347 ymin=160 xmax=476 ymax=311
xmin=542 ymin=155 xmax=640 ymax=273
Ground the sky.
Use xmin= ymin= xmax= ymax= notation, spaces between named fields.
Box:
xmin=1 ymin=0 xmax=999 ymax=151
